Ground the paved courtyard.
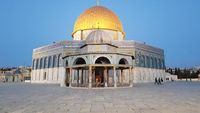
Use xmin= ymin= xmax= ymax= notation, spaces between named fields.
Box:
xmin=0 ymin=82 xmax=199 ymax=113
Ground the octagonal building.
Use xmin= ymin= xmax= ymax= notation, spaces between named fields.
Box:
xmin=31 ymin=6 xmax=166 ymax=88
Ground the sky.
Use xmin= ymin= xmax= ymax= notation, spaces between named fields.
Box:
xmin=0 ymin=0 xmax=200 ymax=68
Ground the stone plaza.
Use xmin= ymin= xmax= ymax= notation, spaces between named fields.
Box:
xmin=0 ymin=81 xmax=199 ymax=113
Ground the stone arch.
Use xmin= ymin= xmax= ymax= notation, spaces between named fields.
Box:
xmin=52 ymin=55 xmax=57 ymax=68
xmin=158 ymin=59 xmax=161 ymax=69
xmin=48 ymin=56 xmax=52 ymax=68
xmin=73 ymin=57 xmax=86 ymax=65
xmin=146 ymin=56 xmax=150 ymax=68
xmin=151 ymin=57 xmax=154 ymax=68
xmin=36 ymin=59 xmax=39 ymax=69
xmin=154 ymin=58 xmax=158 ymax=69
xmin=93 ymin=55 xmax=112 ymax=64
xmin=95 ymin=57 xmax=111 ymax=64
xmin=118 ymin=58 xmax=129 ymax=65
xmin=44 ymin=57 xmax=47 ymax=68
xmin=32 ymin=59 xmax=35 ymax=70
xmin=141 ymin=55 xmax=145 ymax=67
xmin=57 ymin=54 xmax=62 ymax=67
xmin=162 ymin=59 xmax=165 ymax=69
xmin=39 ymin=58 xmax=43 ymax=69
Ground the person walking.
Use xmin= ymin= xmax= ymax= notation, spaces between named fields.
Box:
xmin=158 ymin=77 xmax=161 ymax=85
xmin=155 ymin=77 xmax=158 ymax=84
xmin=161 ymin=78 xmax=163 ymax=83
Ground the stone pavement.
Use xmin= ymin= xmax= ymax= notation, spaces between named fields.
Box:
xmin=0 ymin=81 xmax=199 ymax=113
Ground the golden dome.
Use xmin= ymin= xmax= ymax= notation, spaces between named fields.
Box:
xmin=72 ymin=6 xmax=125 ymax=38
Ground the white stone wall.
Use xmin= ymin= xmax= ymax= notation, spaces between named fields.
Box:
xmin=31 ymin=67 xmax=64 ymax=84
xmin=132 ymin=67 xmax=166 ymax=83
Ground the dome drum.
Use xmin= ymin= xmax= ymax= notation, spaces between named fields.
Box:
xmin=73 ymin=29 xmax=124 ymax=41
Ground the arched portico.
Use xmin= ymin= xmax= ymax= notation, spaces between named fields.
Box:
xmin=93 ymin=57 xmax=111 ymax=87
xmin=65 ymin=56 xmax=132 ymax=88
xmin=72 ymin=57 xmax=87 ymax=87
xmin=117 ymin=58 xmax=132 ymax=87
xmin=95 ymin=57 xmax=111 ymax=64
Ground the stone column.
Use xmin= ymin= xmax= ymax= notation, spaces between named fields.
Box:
xmin=104 ymin=67 xmax=108 ymax=87
xmin=119 ymin=69 xmax=122 ymax=85
xmin=72 ymin=69 xmax=74 ymax=84
xmin=92 ymin=67 xmax=95 ymax=87
xmin=81 ymin=69 xmax=84 ymax=85
xmin=129 ymin=66 xmax=133 ymax=87
xmin=77 ymin=69 xmax=79 ymax=87
xmin=85 ymin=70 xmax=87 ymax=85
xmin=121 ymin=69 xmax=124 ymax=84
xmin=69 ymin=68 xmax=72 ymax=87
xmin=89 ymin=66 xmax=92 ymax=88
xmin=113 ymin=66 xmax=117 ymax=87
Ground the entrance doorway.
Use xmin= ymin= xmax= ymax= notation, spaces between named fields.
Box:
xmin=95 ymin=68 xmax=104 ymax=87
xmin=94 ymin=57 xmax=111 ymax=87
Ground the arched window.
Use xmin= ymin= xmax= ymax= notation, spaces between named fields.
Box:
xmin=32 ymin=59 xmax=35 ymax=70
xmin=52 ymin=55 xmax=57 ymax=68
xmin=74 ymin=57 xmax=86 ymax=65
xmin=48 ymin=56 xmax=52 ymax=68
xmin=95 ymin=57 xmax=110 ymax=64
xmin=158 ymin=59 xmax=161 ymax=69
xmin=146 ymin=56 xmax=150 ymax=68
xmin=57 ymin=54 xmax=62 ymax=67
xmin=40 ymin=58 xmax=43 ymax=69
xmin=36 ymin=59 xmax=39 ymax=69
xmin=138 ymin=55 xmax=142 ymax=67
xmin=119 ymin=58 xmax=128 ymax=65
xmin=160 ymin=59 xmax=163 ymax=69
xmin=135 ymin=54 xmax=140 ymax=66
xmin=162 ymin=59 xmax=165 ymax=69
xmin=44 ymin=57 xmax=47 ymax=68
xmin=151 ymin=57 xmax=154 ymax=68
xmin=141 ymin=55 xmax=145 ymax=67
xmin=155 ymin=58 xmax=158 ymax=69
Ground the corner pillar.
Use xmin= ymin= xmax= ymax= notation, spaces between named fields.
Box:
xmin=60 ymin=67 xmax=66 ymax=87
xmin=89 ymin=66 xmax=92 ymax=88
xmin=129 ymin=66 xmax=133 ymax=87
xmin=77 ymin=69 xmax=79 ymax=87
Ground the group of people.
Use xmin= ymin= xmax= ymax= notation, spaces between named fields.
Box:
xmin=154 ymin=77 xmax=163 ymax=85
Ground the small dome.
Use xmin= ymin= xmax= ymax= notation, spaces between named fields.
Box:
xmin=86 ymin=30 xmax=112 ymax=43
